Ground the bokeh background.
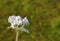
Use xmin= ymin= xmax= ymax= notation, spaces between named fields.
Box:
xmin=0 ymin=0 xmax=60 ymax=41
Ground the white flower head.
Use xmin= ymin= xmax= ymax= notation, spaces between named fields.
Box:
xmin=8 ymin=15 xmax=29 ymax=33
xmin=8 ymin=15 xmax=23 ymax=29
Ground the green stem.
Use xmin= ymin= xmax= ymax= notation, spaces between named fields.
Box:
xmin=15 ymin=28 xmax=19 ymax=41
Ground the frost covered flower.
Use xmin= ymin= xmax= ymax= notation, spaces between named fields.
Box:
xmin=8 ymin=15 xmax=29 ymax=33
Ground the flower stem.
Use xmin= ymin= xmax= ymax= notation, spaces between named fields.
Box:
xmin=15 ymin=28 xmax=19 ymax=41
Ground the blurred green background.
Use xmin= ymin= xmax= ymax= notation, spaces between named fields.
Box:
xmin=0 ymin=0 xmax=60 ymax=41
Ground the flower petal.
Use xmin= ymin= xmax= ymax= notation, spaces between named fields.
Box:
xmin=20 ymin=27 xmax=29 ymax=33
xmin=22 ymin=17 xmax=29 ymax=25
xmin=8 ymin=15 xmax=16 ymax=23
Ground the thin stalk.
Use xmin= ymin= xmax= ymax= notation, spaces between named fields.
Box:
xmin=15 ymin=27 xmax=19 ymax=41
xmin=15 ymin=25 xmax=24 ymax=41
